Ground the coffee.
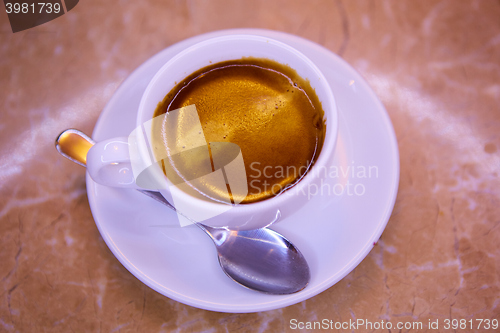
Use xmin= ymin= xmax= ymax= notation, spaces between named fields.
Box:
xmin=153 ymin=57 xmax=326 ymax=204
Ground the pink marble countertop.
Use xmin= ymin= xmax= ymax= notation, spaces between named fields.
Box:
xmin=1 ymin=1 xmax=499 ymax=331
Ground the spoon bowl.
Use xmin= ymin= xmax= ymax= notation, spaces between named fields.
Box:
xmin=56 ymin=129 xmax=310 ymax=294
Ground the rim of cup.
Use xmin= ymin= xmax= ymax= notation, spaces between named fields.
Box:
xmin=137 ymin=34 xmax=338 ymax=217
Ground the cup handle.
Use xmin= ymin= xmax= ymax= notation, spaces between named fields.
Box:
xmin=86 ymin=137 xmax=140 ymax=189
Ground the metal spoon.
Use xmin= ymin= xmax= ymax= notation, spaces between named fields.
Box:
xmin=56 ymin=129 xmax=310 ymax=294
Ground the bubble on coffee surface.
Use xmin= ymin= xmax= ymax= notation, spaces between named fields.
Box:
xmin=153 ymin=58 xmax=326 ymax=204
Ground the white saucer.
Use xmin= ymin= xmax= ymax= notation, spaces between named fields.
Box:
xmin=87 ymin=29 xmax=399 ymax=313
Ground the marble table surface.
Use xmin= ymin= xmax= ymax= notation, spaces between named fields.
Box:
xmin=1 ymin=1 xmax=499 ymax=332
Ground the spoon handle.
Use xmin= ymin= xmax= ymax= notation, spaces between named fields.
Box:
xmin=55 ymin=129 xmax=95 ymax=166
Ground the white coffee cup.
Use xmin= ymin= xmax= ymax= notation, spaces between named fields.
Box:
xmin=86 ymin=34 xmax=338 ymax=230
